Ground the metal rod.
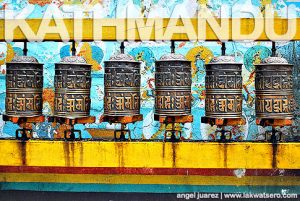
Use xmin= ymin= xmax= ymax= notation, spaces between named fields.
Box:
xmin=271 ymin=127 xmax=277 ymax=143
xmin=221 ymin=42 xmax=226 ymax=56
xmin=120 ymin=123 xmax=126 ymax=141
xmin=71 ymin=41 xmax=76 ymax=56
xmin=171 ymin=41 xmax=175 ymax=53
xmin=23 ymin=41 xmax=28 ymax=56
xmin=271 ymin=41 xmax=276 ymax=57
xmin=120 ymin=42 xmax=125 ymax=54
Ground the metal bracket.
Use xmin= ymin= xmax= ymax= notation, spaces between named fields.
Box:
xmin=114 ymin=124 xmax=131 ymax=141
xmin=64 ymin=128 xmax=82 ymax=141
xmin=23 ymin=41 xmax=28 ymax=56
xmin=120 ymin=41 xmax=125 ymax=54
xmin=171 ymin=41 xmax=175 ymax=53
xmin=164 ymin=123 xmax=182 ymax=142
xmin=164 ymin=129 xmax=182 ymax=142
xmin=221 ymin=42 xmax=226 ymax=56
xmin=16 ymin=128 xmax=32 ymax=140
xmin=215 ymin=129 xmax=232 ymax=141
xmin=114 ymin=129 xmax=131 ymax=141
xmin=271 ymin=41 xmax=276 ymax=57
xmin=265 ymin=127 xmax=282 ymax=143
xmin=71 ymin=40 xmax=76 ymax=56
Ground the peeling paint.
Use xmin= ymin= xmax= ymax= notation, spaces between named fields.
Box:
xmin=234 ymin=169 xmax=246 ymax=178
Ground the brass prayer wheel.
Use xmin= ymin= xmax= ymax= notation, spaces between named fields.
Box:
xmin=54 ymin=56 xmax=92 ymax=118
xmin=255 ymin=57 xmax=295 ymax=119
xmin=155 ymin=53 xmax=192 ymax=116
xmin=205 ymin=56 xmax=243 ymax=118
xmin=104 ymin=53 xmax=141 ymax=116
xmin=5 ymin=56 xmax=43 ymax=117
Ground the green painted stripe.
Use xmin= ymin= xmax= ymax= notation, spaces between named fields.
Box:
xmin=0 ymin=183 xmax=299 ymax=194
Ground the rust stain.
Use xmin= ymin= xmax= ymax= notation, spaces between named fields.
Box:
xmin=79 ymin=142 xmax=84 ymax=166
xmin=245 ymin=145 xmax=251 ymax=151
xmin=115 ymin=143 xmax=125 ymax=167
xmin=171 ymin=143 xmax=177 ymax=168
xmin=272 ymin=141 xmax=278 ymax=169
xmin=162 ymin=142 xmax=166 ymax=166
xmin=162 ymin=142 xmax=166 ymax=158
xmin=219 ymin=142 xmax=228 ymax=168
xmin=70 ymin=142 xmax=75 ymax=166
xmin=63 ymin=141 xmax=70 ymax=167
xmin=18 ymin=141 xmax=27 ymax=166
xmin=223 ymin=143 xmax=228 ymax=168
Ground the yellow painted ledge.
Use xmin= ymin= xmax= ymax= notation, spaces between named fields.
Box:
xmin=0 ymin=140 xmax=299 ymax=169
xmin=1 ymin=18 xmax=300 ymax=41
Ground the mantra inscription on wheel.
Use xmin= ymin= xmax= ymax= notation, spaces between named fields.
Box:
xmin=255 ymin=57 xmax=296 ymax=119
xmin=204 ymin=56 xmax=243 ymax=119
xmin=155 ymin=53 xmax=192 ymax=117
xmin=54 ymin=56 xmax=92 ymax=119
xmin=5 ymin=56 xmax=43 ymax=117
xmin=104 ymin=53 xmax=141 ymax=117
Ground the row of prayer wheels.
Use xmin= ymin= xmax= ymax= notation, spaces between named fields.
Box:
xmin=5 ymin=55 xmax=92 ymax=119
xmin=205 ymin=55 xmax=295 ymax=120
xmin=4 ymin=43 xmax=296 ymax=127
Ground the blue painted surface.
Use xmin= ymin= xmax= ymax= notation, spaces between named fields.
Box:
xmin=1 ymin=183 xmax=299 ymax=194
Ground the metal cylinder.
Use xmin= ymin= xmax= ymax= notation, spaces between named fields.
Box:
xmin=205 ymin=56 xmax=243 ymax=118
xmin=255 ymin=57 xmax=295 ymax=119
xmin=155 ymin=53 xmax=192 ymax=116
xmin=54 ymin=56 xmax=92 ymax=118
xmin=5 ymin=56 xmax=43 ymax=117
xmin=104 ymin=53 xmax=141 ymax=116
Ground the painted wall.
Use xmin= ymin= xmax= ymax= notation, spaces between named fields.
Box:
xmin=0 ymin=0 xmax=299 ymax=140
xmin=0 ymin=0 xmax=300 ymax=18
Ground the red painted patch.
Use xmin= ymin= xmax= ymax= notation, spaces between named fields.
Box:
xmin=0 ymin=166 xmax=299 ymax=176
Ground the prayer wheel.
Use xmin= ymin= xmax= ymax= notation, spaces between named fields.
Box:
xmin=255 ymin=57 xmax=295 ymax=119
xmin=54 ymin=56 xmax=92 ymax=118
xmin=155 ymin=53 xmax=192 ymax=116
xmin=205 ymin=56 xmax=243 ymax=118
xmin=5 ymin=56 xmax=43 ymax=117
xmin=104 ymin=53 xmax=141 ymax=116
